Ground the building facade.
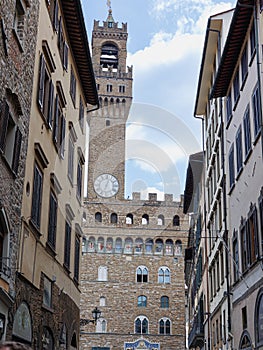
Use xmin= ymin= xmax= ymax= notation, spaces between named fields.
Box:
xmin=4 ymin=0 xmax=98 ymax=348
xmin=186 ymin=1 xmax=263 ymax=350
xmin=80 ymin=8 xmax=188 ymax=350
xmin=0 ymin=0 xmax=40 ymax=341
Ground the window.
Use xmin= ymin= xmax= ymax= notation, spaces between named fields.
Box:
xmin=233 ymin=70 xmax=240 ymax=105
xmin=38 ymin=54 xmax=54 ymax=127
xmin=96 ymin=319 xmax=107 ymax=333
xmin=74 ymin=235 xmax=80 ymax=282
xmin=124 ymin=238 xmax=133 ymax=253
xmin=43 ymin=276 xmax=52 ymax=308
xmin=247 ymin=204 xmax=259 ymax=263
xmin=79 ymin=98 xmax=84 ymax=131
xmin=126 ymin=213 xmax=133 ymax=224
xmin=259 ymin=189 xmax=263 ymax=256
xmin=47 ymin=191 xmax=57 ymax=250
xmin=159 ymin=319 xmax=171 ymax=335
xmin=115 ymin=238 xmax=122 ymax=253
xmin=142 ymin=214 xmax=149 ymax=225
xmin=145 ymin=238 xmax=153 ymax=253
xmin=236 ymin=126 xmax=243 ymax=174
xmin=70 ymin=66 xmax=76 ymax=106
xmin=46 ymin=0 xmax=59 ymax=31
xmin=110 ymin=213 xmax=118 ymax=224
xmin=226 ymin=90 xmax=232 ymax=124
xmin=135 ymin=316 xmax=148 ymax=334
xmin=0 ymin=99 xmax=22 ymax=175
xmin=95 ymin=212 xmax=102 ymax=223
xmin=100 ymin=43 xmax=118 ymax=69
xmin=138 ymin=295 xmax=147 ymax=307
xmin=53 ymin=93 xmax=66 ymax=158
xmin=252 ymin=85 xmax=261 ymax=138
xmin=64 ymin=221 xmax=71 ymax=269
xmin=175 ymin=240 xmax=182 ymax=255
xmin=228 ymin=145 xmax=235 ymax=190
xmin=250 ymin=20 xmax=256 ymax=56
xmin=107 ymin=84 xmax=112 ymax=93
xmin=136 ymin=266 xmax=148 ymax=283
xmin=100 ymin=296 xmax=106 ymax=306
xmin=31 ymin=164 xmax=43 ymax=229
xmin=243 ymin=106 xmax=251 ymax=158
xmin=233 ymin=230 xmax=239 ymax=283
xmin=87 ymin=237 xmax=95 ymax=252
xmin=77 ymin=149 xmax=84 ymax=200
xmin=241 ymin=44 xmax=248 ymax=84
xmin=98 ymin=266 xmax=108 ymax=281
xmin=106 ymin=238 xmax=113 ymax=253
xmin=158 ymin=215 xmax=164 ymax=225
xmin=13 ymin=0 xmax=25 ymax=45
xmin=97 ymin=237 xmax=104 ymax=253
xmin=155 ymin=239 xmax=163 ymax=254
xmin=165 ymin=239 xmax=173 ymax=255
xmin=173 ymin=215 xmax=180 ymax=226
xmin=158 ymin=267 xmax=170 ymax=284
xmin=58 ymin=17 xmax=68 ymax=70
xmin=220 ymin=248 xmax=224 ymax=285
xmin=160 ymin=296 xmax=169 ymax=308
xmin=119 ymin=85 xmax=125 ymax=93
xmin=135 ymin=238 xmax=143 ymax=253
xmin=68 ymin=124 xmax=76 ymax=183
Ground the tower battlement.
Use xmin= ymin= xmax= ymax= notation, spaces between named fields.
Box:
xmin=94 ymin=66 xmax=133 ymax=79
xmin=131 ymin=192 xmax=184 ymax=206
xmin=93 ymin=19 xmax=127 ymax=33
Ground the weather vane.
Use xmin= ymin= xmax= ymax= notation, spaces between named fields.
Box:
xmin=107 ymin=0 xmax=111 ymax=10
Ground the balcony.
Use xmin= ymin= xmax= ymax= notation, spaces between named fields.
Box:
xmin=188 ymin=312 xmax=204 ymax=348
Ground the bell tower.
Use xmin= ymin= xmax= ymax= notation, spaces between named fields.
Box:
xmin=87 ymin=5 xmax=133 ymax=201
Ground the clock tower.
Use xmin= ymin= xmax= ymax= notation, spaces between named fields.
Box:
xmin=87 ymin=7 xmax=133 ymax=201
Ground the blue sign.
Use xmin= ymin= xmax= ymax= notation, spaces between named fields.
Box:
xmin=124 ymin=338 xmax=160 ymax=349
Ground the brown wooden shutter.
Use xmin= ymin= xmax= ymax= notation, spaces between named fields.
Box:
xmin=53 ymin=95 xmax=59 ymax=146
xmin=12 ymin=127 xmax=22 ymax=174
xmin=63 ymin=42 xmax=69 ymax=71
xmin=60 ymin=115 xmax=65 ymax=158
xmin=0 ymin=100 xmax=9 ymax=152
xmin=53 ymin=0 xmax=59 ymax=31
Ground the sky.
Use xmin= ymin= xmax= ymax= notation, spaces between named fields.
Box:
xmin=81 ymin=0 xmax=236 ymax=201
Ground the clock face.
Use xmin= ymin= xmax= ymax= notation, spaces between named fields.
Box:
xmin=94 ymin=174 xmax=119 ymax=198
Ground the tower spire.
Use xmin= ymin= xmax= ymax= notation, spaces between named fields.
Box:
xmin=106 ymin=0 xmax=114 ymax=25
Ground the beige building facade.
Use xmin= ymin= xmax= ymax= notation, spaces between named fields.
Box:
xmin=10 ymin=0 xmax=98 ymax=348
xmin=80 ymin=8 xmax=188 ymax=350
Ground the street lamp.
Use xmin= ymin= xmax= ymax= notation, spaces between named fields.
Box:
xmin=80 ymin=307 xmax=101 ymax=326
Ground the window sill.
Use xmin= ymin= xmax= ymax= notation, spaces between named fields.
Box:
xmin=244 ymin=148 xmax=252 ymax=164
xmin=253 ymin=130 xmax=261 ymax=146
xmin=29 ymin=219 xmax=42 ymax=239
xmin=45 ymin=242 xmax=57 ymax=258
xmin=236 ymin=166 xmax=243 ymax=181
xmin=42 ymin=304 xmax=54 ymax=313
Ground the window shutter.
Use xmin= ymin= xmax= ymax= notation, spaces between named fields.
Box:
xmin=12 ymin=127 xmax=22 ymax=174
xmin=31 ymin=166 xmax=43 ymax=228
xmin=47 ymin=81 xmax=54 ymax=129
xmin=63 ymin=42 xmax=69 ymax=71
xmin=53 ymin=0 xmax=59 ymax=31
xmin=64 ymin=222 xmax=71 ymax=268
xmin=74 ymin=237 xmax=80 ymax=281
xmin=0 ymin=100 xmax=10 ymax=152
xmin=58 ymin=17 xmax=63 ymax=49
xmin=38 ymin=54 xmax=46 ymax=111
xmin=60 ymin=115 xmax=66 ymax=158
xmin=53 ymin=95 xmax=59 ymax=146
xmin=48 ymin=192 xmax=57 ymax=249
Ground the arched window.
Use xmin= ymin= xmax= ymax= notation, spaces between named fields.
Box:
xmin=124 ymin=237 xmax=133 ymax=253
xmin=115 ymin=237 xmax=122 ymax=253
xmin=95 ymin=212 xmax=102 ymax=223
xmin=255 ymin=289 xmax=263 ymax=346
xmin=100 ymin=43 xmax=118 ymax=69
xmin=110 ymin=213 xmax=118 ymax=224
xmin=142 ymin=214 xmax=149 ymax=225
xmin=136 ymin=266 xmax=148 ymax=283
xmin=96 ymin=318 xmax=107 ymax=333
xmin=135 ymin=238 xmax=143 ymax=253
xmin=126 ymin=213 xmax=133 ymax=224
xmin=145 ymin=238 xmax=153 ymax=254
xmin=70 ymin=332 xmax=77 ymax=349
xmin=138 ymin=295 xmax=147 ymax=307
xmin=239 ymin=331 xmax=252 ymax=349
xmin=159 ymin=318 xmax=171 ymax=334
xmin=106 ymin=237 xmax=113 ymax=253
xmin=97 ymin=237 xmax=104 ymax=253
xmin=158 ymin=215 xmax=164 ymax=226
xmin=173 ymin=215 xmax=180 ymax=226
xmin=160 ymin=296 xmax=169 ymax=308
xmin=98 ymin=266 xmax=108 ymax=281
xmin=165 ymin=239 xmax=173 ymax=255
xmin=175 ymin=240 xmax=182 ymax=255
xmin=42 ymin=327 xmax=54 ymax=349
xmin=155 ymin=239 xmax=163 ymax=253
xmin=104 ymin=97 xmax=108 ymax=107
xmin=87 ymin=236 xmax=95 ymax=252
xmin=135 ymin=316 xmax=148 ymax=334
xmin=158 ymin=267 xmax=170 ymax=284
